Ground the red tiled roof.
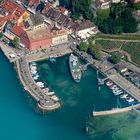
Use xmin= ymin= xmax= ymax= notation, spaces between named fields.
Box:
xmin=2 ymin=0 xmax=17 ymax=15
xmin=59 ymin=6 xmax=66 ymax=14
xmin=42 ymin=3 xmax=52 ymax=13
xmin=11 ymin=25 xmax=24 ymax=37
xmin=28 ymin=0 xmax=39 ymax=6
xmin=14 ymin=7 xmax=26 ymax=20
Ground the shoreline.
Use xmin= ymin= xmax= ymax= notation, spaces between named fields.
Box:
xmin=0 ymin=42 xmax=72 ymax=112
xmin=1 ymin=42 xmax=140 ymax=115
xmin=15 ymin=47 xmax=72 ymax=112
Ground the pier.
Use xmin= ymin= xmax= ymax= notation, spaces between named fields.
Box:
xmin=80 ymin=63 xmax=90 ymax=72
xmin=16 ymin=57 xmax=61 ymax=111
xmin=71 ymin=45 xmax=140 ymax=101
xmin=93 ymin=103 xmax=140 ymax=116
xmin=0 ymin=41 xmax=72 ymax=111
xmin=71 ymin=45 xmax=140 ymax=116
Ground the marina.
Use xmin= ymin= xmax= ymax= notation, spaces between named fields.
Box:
xmin=1 ymin=50 xmax=140 ymax=140
xmin=71 ymin=45 xmax=140 ymax=114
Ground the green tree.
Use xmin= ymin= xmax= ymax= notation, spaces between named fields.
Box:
xmin=12 ymin=37 xmax=20 ymax=48
xmin=89 ymin=45 xmax=102 ymax=60
xmin=97 ymin=3 xmax=138 ymax=34
xmin=110 ymin=52 xmax=121 ymax=64
xmin=60 ymin=0 xmax=94 ymax=21
xmin=0 ymin=32 xmax=3 ymax=39
xmin=133 ymin=3 xmax=140 ymax=10
xmin=79 ymin=42 xmax=89 ymax=52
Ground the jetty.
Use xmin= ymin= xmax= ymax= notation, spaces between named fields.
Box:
xmin=71 ymin=45 xmax=140 ymax=101
xmin=0 ymin=41 xmax=73 ymax=112
xmin=16 ymin=57 xmax=61 ymax=111
xmin=71 ymin=45 xmax=140 ymax=116
xmin=93 ymin=103 xmax=140 ymax=116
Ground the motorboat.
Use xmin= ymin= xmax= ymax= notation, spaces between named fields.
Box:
xmin=120 ymin=94 xmax=128 ymax=99
xmin=36 ymin=82 xmax=44 ymax=88
xmin=126 ymin=97 xmax=135 ymax=103
xmin=106 ymin=81 xmax=113 ymax=86
xmin=51 ymin=95 xmax=59 ymax=101
xmin=114 ymin=90 xmax=123 ymax=96
xmin=110 ymin=85 xmax=117 ymax=90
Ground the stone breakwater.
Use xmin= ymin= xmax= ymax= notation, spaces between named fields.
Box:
xmin=0 ymin=41 xmax=73 ymax=111
xmin=16 ymin=57 xmax=61 ymax=111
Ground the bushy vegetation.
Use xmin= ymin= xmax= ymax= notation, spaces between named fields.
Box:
xmin=110 ymin=52 xmax=121 ymax=64
xmin=0 ymin=32 xmax=3 ymax=39
xmin=96 ymin=3 xmax=138 ymax=34
xmin=79 ymin=42 xmax=89 ymax=52
xmin=133 ymin=2 xmax=140 ymax=10
xmin=89 ymin=45 xmax=102 ymax=60
xmin=12 ymin=37 xmax=20 ymax=48
xmin=79 ymin=39 xmax=102 ymax=60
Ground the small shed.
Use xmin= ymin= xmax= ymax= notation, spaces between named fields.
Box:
xmin=115 ymin=63 xmax=128 ymax=73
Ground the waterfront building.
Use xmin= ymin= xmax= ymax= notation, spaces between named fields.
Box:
xmin=51 ymin=27 xmax=68 ymax=46
xmin=129 ymin=72 xmax=140 ymax=88
xmin=114 ymin=63 xmax=128 ymax=73
xmin=71 ymin=21 xmax=98 ymax=39
xmin=20 ymin=25 xmax=52 ymax=51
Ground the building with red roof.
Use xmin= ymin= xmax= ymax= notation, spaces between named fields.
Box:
xmin=0 ymin=0 xmax=29 ymax=31
xmin=20 ymin=25 xmax=52 ymax=51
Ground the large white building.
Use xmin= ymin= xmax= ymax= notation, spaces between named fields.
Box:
xmin=52 ymin=27 xmax=68 ymax=45
xmin=71 ymin=21 xmax=98 ymax=39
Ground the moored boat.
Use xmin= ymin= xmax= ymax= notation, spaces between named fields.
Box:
xmin=120 ymin=94 xmax=128 ymax=99
xmin=126 ymin=97 xmax=135 ymax=103
xmin=69 ymin=54 xmax=82 ymax=83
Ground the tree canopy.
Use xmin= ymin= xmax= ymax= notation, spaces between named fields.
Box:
xmin=89 ymin=45 xmax=102 ymax=60
xmin=79 ymin=42 xmax=89 ymax=52
xmin=59 ymin=0 xmax=94 ymax=21
xmin=12 ymin=37 xmax=20 ymax=48
xmin=110 ymin=52 xmax=121 ymax=64
xmin=97 ymin=3 xmax=138 ymax=34
xmin=0 ymin=32 xmax=3 ymax=39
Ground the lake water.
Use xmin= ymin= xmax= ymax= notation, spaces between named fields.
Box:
xmin=0 ymin=51 xmax=136 ymax=140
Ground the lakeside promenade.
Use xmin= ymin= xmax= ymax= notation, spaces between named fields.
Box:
xmin=1 ymin=41 xmax=140 ymax=114
xmin=0 ymin=42 xmax=72 ymax=111
xmin=70 ymin=45 xmax=140 ymax=116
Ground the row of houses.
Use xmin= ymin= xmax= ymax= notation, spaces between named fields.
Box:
xmin=0 ymin=0 xmax=99 ymax=51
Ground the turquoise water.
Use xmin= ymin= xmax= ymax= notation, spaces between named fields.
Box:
xmin=0 ymin=51 xmax=131 ymax=140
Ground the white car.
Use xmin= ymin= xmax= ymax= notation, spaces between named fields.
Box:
xmin=73 ymin=42 xmax=76 ymax=45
